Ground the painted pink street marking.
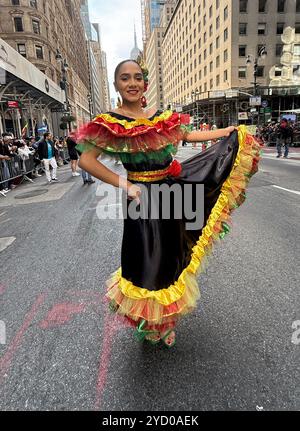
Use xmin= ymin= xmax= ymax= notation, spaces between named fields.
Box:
xmin=0 ymin=293 xmax=47 ymax=383
xmin=39 ymin=303 xmax=86 ymax=329
xmin=0 ymin=284 xmax=7 ymax=296
xmin=94 ymin=311 xmax=133 ymax=410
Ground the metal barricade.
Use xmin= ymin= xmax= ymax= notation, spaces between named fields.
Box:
xmin=0 ymin=154 xmax=38 ymax=187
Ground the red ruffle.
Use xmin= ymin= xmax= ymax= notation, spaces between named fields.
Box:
xmin=75 ymin=112 xmax=191 ymax=154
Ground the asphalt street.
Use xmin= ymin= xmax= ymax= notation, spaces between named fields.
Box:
xmin=0 ymin=145 xmax=299 ymax=411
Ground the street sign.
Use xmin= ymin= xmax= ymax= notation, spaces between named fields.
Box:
xmin=7 ymin=101 xmax=19 ymax=108
xmin=261 ymin=100 xmax=268 ymax=108
xmin=238 ymin=112 xmax=248 ymax=120
xmin=37 ymin=126 xmax=48 ymax=133
xmin=249 ymin=96 xmax=261 ymax=106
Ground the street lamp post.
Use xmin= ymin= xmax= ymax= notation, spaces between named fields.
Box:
xmin=56 ymin=49 xmax=71 ymax=132
xmin=191 ymin=89 xmax=200 ymax=128
xmin=246 ymin=46 xmax=267 ymax=126
xmin=246 ymin=46 xmax=267 ymax=97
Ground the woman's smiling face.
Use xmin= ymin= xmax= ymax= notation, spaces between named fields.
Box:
xmin=114 ymin=61 xmax=145 ymax=104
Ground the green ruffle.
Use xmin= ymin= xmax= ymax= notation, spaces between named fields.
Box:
xmin=115 ymin=144 xmax=177 ymax=164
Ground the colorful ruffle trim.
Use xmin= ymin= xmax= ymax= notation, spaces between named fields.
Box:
xmin=106 ymin=125 xmax=263 ymax=325
xmin=75 ymin=110 xmax=190 ymax=154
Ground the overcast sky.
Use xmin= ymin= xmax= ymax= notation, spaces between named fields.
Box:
xmin=88 ymin=0 xmax=143 ymax=101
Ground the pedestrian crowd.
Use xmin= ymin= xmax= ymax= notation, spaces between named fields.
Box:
xmin=256 ymin=119 xmax=300 ymax=158
xmin=0 ymin=132 xmax=94 ymax=196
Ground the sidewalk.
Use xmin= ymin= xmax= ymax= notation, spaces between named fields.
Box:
xmin=0 ymin=165 xmax=82 ymax=207
xmin=262 ymin=146 xmax=300 ymax=160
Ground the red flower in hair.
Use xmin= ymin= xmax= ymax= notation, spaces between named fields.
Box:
xmin=168 ymin=160 xmax=182 ymax=177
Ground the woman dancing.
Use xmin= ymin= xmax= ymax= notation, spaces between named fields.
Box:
xmin=76 ymin=59 xmax=262 ymax=348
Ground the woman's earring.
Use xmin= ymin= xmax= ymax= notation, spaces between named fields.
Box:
xmin=141 ymin=96 xmax=147 ymax=108
xmin=117 ymin=92 xmax=123 ymax=108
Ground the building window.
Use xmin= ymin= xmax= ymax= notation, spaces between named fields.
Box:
xmin=30 ymin=0 xmax=38 ymax=8
xmin=209 ymin=25 xmax=213 ymax=37
xmin=203 ymin=14 xmax=206 ymax=26
xmin=216 ymin=75 xmax=220 ymax=86
xmin=294 ymin=44 xmax=300 ymax=55
xmin=216 ymin=55 xmax=220 ymax=67
xmin=259 ymin=0 xmax=267 ymax=13
xmin=276 ymin=44 xmax=283 ymax=56
xmin=275 ymin=68 xmax=282 ymax=77
xmin=209 ymin=43 xmax=213 ymax=54
xmin=210 ymin=61 xmax=213 ymax=72
xmin=216 ymin=16 xmax=220 ymax=29
xmin=204 ymin=66 xmax=207 ymax=76
xmin=209 ymin=6 xmax=212 ymax=18
xmin=32 ymin=20 xmax=40 ymax=34
xmin=216 ymin=0 xmax=220 ymax=9
xmin=198 ymin=54 xmax=201 ymax=64
xmin=239 ymin=45 xmax=247 ymax=57
xmin=224 ymin=6 xmax=228 ymax=20
xmin=239 ymin=23 xmax=247 ymax=35
xmin=35 ymin=45 xmax=43 ymax=59
xmin=297 ymin=0 xmax=300 ymax=13
xmin=277 ymin=22 xmax=284 ymax=34
xmin=240 ymin=0 xmax=248 ymax=13
xmin=296 ymin=22 xmax=300 ymax=33
xmin=258 ymin=23 xmax=266 ymax=35
xmin=256 ymin=66 xmax=264 ymax=77
xmin=224 ymin=28 xmax=228 ymax=41
xmin=277 ymin=0 xmax=285 ymax=13
xmin=14 ymin=17 xmax=24 ymax=32
xmin=224 ymin=70 xmax=228 ymax=82
xmin=204 ymin=32 xmax=207 ymax=42
xmin=17 ymin=43 xmax=26 ymax=57
xmin=216 ymin=36 xmax=220 ymax=48
xmin=11 ymin=0 xmax=20 ymax=5
xmin=204 ymin=82 xmax=207 ymax=92
xmin=224 ymin=49 xmax=228 ymax=62
xmin=210 ymin=78 xmax=213 ymax=88
xmin=204 ymin=49 xmax=207 ymax=59
xmin=238 ymin=67 xmax=247 ymax=78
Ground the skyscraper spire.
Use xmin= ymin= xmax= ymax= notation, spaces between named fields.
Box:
xmin=134 ymin=23 xmax=138 ymax=48
xmin=130 ymin=22 xmax=142 ymax=60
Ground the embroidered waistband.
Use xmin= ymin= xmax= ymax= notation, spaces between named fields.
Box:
xmin=127 ymin=160 xmax=182 ymax=183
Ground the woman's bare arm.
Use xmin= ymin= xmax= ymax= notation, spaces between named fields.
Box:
xmin=78 ymin=147 xmax=129 ymax=190
xmin=185 ymin=126 xmax=235 ymax=143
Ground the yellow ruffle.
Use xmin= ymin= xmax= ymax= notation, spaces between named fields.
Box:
xmin=94 ymin=110 xmax=173 ymax=129
xmin=106 ymin=125 xmax=261 ymax=322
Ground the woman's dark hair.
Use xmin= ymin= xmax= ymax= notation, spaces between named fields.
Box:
xmin=114 ymin=59 xmax=143 ymax=82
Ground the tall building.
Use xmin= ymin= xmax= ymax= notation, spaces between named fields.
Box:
xmin=145 ymin=27 xmax=164 ymax=110
xmin=162 ymin=0 xmax=300 ymax=125
xmin=101 ymin=51 xmax=111 ymax=112
xmin=142 ymin=0 xmax=167 ymax=48
xmin=144 ymin=1 xmax=176 ymax=110
xmin=0 ymin=0 xmax=91 ymax=130
xmin=80 ymin=0 xmax=109 ymax=114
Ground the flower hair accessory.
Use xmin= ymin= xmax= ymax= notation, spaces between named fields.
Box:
xmin=136 ymin=54 xmax=149 ymax=92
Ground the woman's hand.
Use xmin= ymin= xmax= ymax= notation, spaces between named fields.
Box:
xmin=127 ymin=183 xmax=141 ymax=204
xmin=224 ymin=126 xmax=235 ymax=136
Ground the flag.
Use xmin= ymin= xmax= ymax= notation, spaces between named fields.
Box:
xmin=22 ymin=122 xmax=28 ymax=137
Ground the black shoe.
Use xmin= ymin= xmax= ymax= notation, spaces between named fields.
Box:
xmin=52 ymin=178 xmax=59 ymax=182
xmin=83 ymin=180 xmax=88 ymax=184
xmin=276 ymin=155 xmax=281 ymax=158
xmin=88 ymin=180 xmax=95 ymax=184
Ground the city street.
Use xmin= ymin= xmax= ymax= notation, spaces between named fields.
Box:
xmin=0 ymin=147 xmax=299 ymax=411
